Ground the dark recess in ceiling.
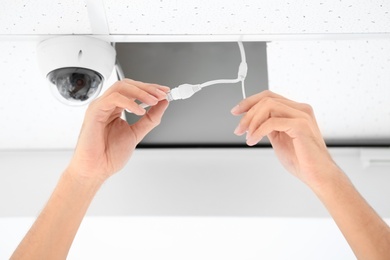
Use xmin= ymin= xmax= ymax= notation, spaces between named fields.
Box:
xmin=116 ymin=42 xmax=269 ymax=146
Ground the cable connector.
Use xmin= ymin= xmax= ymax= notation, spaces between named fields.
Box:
xmin=238 ymin=62 xmax=248 ymax=80
xmin=168 ymin=84 xmax=202 ymax=101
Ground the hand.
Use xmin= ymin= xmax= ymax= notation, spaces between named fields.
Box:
xmin=68 ymin=79 xmax=170 ymax=183
xmin=231 ymin=90 xmax=337 ymax=187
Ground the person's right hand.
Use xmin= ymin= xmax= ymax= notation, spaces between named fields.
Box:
xmin=231 ymin=90 xmax=339 ymax=188
xmin=67 ymin=79 xmax=170 ymax=184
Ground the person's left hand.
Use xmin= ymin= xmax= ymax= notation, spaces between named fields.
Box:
xmin=67 ymin=79 xmax=170 ymax=183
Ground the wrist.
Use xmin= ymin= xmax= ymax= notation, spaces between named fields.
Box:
xmin=64 ymin=164 xmax=106 ymax=190
xmin=306 ymin=163 xmax=349 ymax=196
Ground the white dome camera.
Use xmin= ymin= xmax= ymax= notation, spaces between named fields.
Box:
xmin=37 ymin=36 xmax=116 ymax=106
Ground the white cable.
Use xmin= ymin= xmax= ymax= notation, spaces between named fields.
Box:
xmin=200 ymin=42 xmax=247 ymax=95
xmin=241 ymin=80 xmax=246 ymax=99
xmin=237 ymin=41 xmax=247 ymax=99
xmin=115 ymin=58 xmax=129 ymax=118
xmin=135 ymin=42 xmax=248 ymax=111
xmin=200 ymin=78 xmax=241 ymax=88
xmin=113 ymin=43 xmax=126 ymax=81
xmin=238 ymin=41 xmax=246 ymax=63
xmin=115 ymin=61 xmax=125 ymax=80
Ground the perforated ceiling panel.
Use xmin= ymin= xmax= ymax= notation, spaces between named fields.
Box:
xmin=0 ymin=0 xmax=389 ymax=36
xmin=104 ymin=0 xmax=390 ymax=35
xmin=0 ymin=0 xmax=91 ymax=35
xmin=267 ymin=39 xmax=390 ymax=144
xmin=0 ymin=1 xmax=389 ymax=149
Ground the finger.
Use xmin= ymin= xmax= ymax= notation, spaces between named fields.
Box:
xmin=122 ymin=82 xmax=161 ymax=105
xmin=94 ymin=92 xmax=146 ymax=118
xmin=231 ymin=90 xmax=311 ymax=117
xmin=104 ymin=80 xmax=168 ymax=105
xmin=124 ymin=78 xmax=170 ymax=91
xmin=246 ymin=117 xmax=311 ymax=146
xmin=235 ymin=97 xmax=310 ymax=137
xmin=247 ymin=99 xmax=312 ymax=138
xmin=123 ymin=79 xmax=170 ymax=98
xmin=231 ymin=90 xmax=285 ymax=115
xmin=107 ymin=79 xmax=170 ymax=95
xmin=130 ymin=100 xmax=169 ymax=143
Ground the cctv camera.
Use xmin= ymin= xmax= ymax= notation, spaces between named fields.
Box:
xmin=37 ymin=36 xmax=116 ymax=106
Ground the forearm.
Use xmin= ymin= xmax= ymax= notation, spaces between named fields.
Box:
xmin=311 ymin=166 xmax=390 ymax=260
xmin=11 ymin=168 xmax=103 ymax=260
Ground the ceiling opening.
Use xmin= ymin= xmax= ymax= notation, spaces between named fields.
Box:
xmin=117 ymin=42 xmax=269 ymax=146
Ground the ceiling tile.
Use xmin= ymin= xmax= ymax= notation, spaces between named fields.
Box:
xmin=103 ymin=0 xmax=390 ymax=35
xmin=0 ymin=0 xmax=91 ymax=34
xmin=267 ymin=39 xmax=390 ymax=142
xmin=0 ymin=1 xmax=389 ymax=149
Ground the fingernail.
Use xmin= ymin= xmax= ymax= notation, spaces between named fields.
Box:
xmin=246 ymin=135 xmax=256 ymax=146
xmin=139 ymin=107 xmax=146 ymax=114
xmin=247 ymin=139 xmax=256 ymax=146
xmin=247 ymin=136 xmax=263 ymax=146
xmin=234 ymin=125 xmax=244 ymax=135
xmin=231 ymin=105 xmax=240 ymax=114
xmin=156 ymin=88 xmax=167 ymax=96
xmin=149 ymin=95 xmax=159 ymax=104
xmin=159 ymin=86 xmax=171 ymax=92
xmin=234 ymin=125 xmax=240 ymax=135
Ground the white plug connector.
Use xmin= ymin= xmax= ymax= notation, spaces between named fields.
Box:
xmin=238 ymin=61 xmax=248 ymax=80
xmin=168 ymin=84 xmax=201 ymax=101
xmin=137 ymin=83 xmax=201 ymax=110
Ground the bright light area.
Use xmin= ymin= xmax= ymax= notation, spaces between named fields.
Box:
xmin=0 ymin=216 xmax=372 ymax=259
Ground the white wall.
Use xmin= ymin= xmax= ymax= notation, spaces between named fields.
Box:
xmin=0 ymin=148 xmax=389 ymax=259
xmin=2 ymin=216 xmax=366 ymax=259
xmin=1 ymin=148 xmax=390 ymax=217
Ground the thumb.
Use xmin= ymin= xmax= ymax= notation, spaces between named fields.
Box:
xmin=130 ymin=100 xmax=169 ymax=143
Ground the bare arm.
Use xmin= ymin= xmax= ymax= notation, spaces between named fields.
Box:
xmin=11 ymin=79 xmax=170 ymax=260
xmin=231 ymin=90 xmax=390 ymax=259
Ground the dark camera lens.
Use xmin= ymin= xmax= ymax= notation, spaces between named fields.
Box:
xmin=74 ymin=77 xmax=86 ymax=88
xmin=47 ymin=67 xmax=103 ymax=105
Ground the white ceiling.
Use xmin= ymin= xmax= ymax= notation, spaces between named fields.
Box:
xmin=0 ymin=0 xmax=389 ymax=149
xmin=0 ymin=0 xmax=91 ymax=35
xmin=268 ymin=39 xmax=390 ymax=142
xmin=104 ymin=0 xmax=390 ymax=35
xmin=1 ymin=0 xmax=389 ymax=35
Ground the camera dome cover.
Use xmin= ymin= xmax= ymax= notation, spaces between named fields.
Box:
xmin=47 ymin=67 xmax=103 ymax=105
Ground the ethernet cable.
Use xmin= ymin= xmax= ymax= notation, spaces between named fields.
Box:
xmin=132 ymin=42 xmax=248 ymax=110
